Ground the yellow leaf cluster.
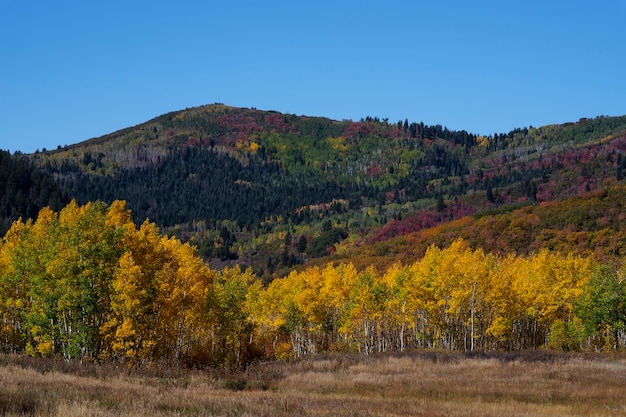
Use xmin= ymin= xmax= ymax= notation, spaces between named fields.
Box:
xmin=0 ymin=200 xmax=614 ymax=363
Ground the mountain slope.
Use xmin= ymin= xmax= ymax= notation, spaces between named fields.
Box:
xmin=0 ymin=150 xmax=66 ymax=234
xmin=326 ymin=185 xmax=626 ymax=272
xmin=26 ymin=104 xmax=626 ymax=276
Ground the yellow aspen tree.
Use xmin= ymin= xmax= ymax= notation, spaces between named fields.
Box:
xmin=245 ymin=278 xmax=271 ymax=354
xmin=292 ymin=266 xmax=323 ymax=348
xmin=254 ymin=270 xmax=302 ymax=358
xmin=206 ymin=266 xmax=255 ymax=367
xmin=105 ymin=218 xmax=218 ymax=364
xmin=512 ymin=250 xmax=591 ymax=349
xmin=47 ymin=200 xmax=125 ymax=359
xmin=418 ymin=240 xmax=476 ymax=350
xmin=156 ymin=236 xmax=215 ymax=363
xmin=269 ymin=269 xmax=309 ymax=357
xmin=105 ymin=200 xmax=135 ymax=229
xmin=103 ymin=220 xmax=166 ymax=362
xmin=0 ymin=219 xmax=28 ymax=352
xmin=345 ymin=266 xmax=387 ymax=354
xmin=485 ymin=253 xmax=525 ymax=349
xmin=406 ymin=244 xmax=445 ymax=348
xmin=540 ymin=252 xmax=591 ymax=350
xmin=444 ymin=242 xmax=490 ymax=351
xmin=427 ymin=238 xmax=467 ymax=350
xmin=18 ymin=207 xmax=59 ymax=357
xmin=508 ymin=254 xmax=541 ymax=348
xmin=1 ymin=201 xmax=128 ymax=358
xmin=318 ymin=263 xmax=357 ymax=348
xmin=101 ymin=252 xmax=144 ymax=361
xmin=248 ymin=277 xmax=287 ymax=342
xmin=381 ymin=263 xmax=416 ymax=352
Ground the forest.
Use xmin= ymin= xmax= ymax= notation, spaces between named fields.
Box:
xmin=23 ymin=105 xmax=626 ymax=277
xmin=2 ymin=105 xmax=626 ymax=366
xmin=0 ymin=200 xmax=624 ymax=367
xmin=0 ymin=150 xmax=66 ymax=235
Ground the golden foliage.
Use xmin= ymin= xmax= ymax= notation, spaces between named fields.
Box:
xmin=0 ymin=201 xmax=617 ymax=364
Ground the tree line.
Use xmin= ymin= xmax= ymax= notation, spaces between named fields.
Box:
xmin=0 ymin=201 xmax=624 ymax=367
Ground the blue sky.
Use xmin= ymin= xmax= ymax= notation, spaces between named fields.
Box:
xmin=1 ymin=1 xmax=625 ymax=154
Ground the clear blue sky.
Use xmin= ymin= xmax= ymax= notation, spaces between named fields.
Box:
xmin=1 ymin=1 xmax=625 ymax=154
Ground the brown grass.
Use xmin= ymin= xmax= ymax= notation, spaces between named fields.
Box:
xmin=0 ymin=351 xmax=625 ymax=416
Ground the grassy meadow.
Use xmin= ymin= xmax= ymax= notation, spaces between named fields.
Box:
xmin=0 ymin=351 xmax=625 ymax=417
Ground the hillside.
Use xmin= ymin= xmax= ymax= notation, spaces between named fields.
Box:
xmin=3 ymin=105 xmax=626 ymax=361
xmin=24 ymin=104 xmax=626 ymax=277
xmin=0 ymin=150 xmax=67 ymax=234
xmin=327 ymin=186 xmax=626 ymax=272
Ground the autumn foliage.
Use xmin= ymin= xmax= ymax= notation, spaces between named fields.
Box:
xmin=1 ymin=201 xmax=625 ymax=366
xmin=0 ymin=201 xmax=222 ymax=365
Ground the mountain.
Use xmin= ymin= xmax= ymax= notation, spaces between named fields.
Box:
xmin=23 ymin=104 xmax=626 ymax=277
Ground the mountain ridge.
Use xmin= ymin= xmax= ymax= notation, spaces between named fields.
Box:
xmin=15 ymin=104 xmax=626 ymax=277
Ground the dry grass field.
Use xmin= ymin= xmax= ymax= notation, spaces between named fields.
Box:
xmin=0 ymin=351 xmax=625 ymax=416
